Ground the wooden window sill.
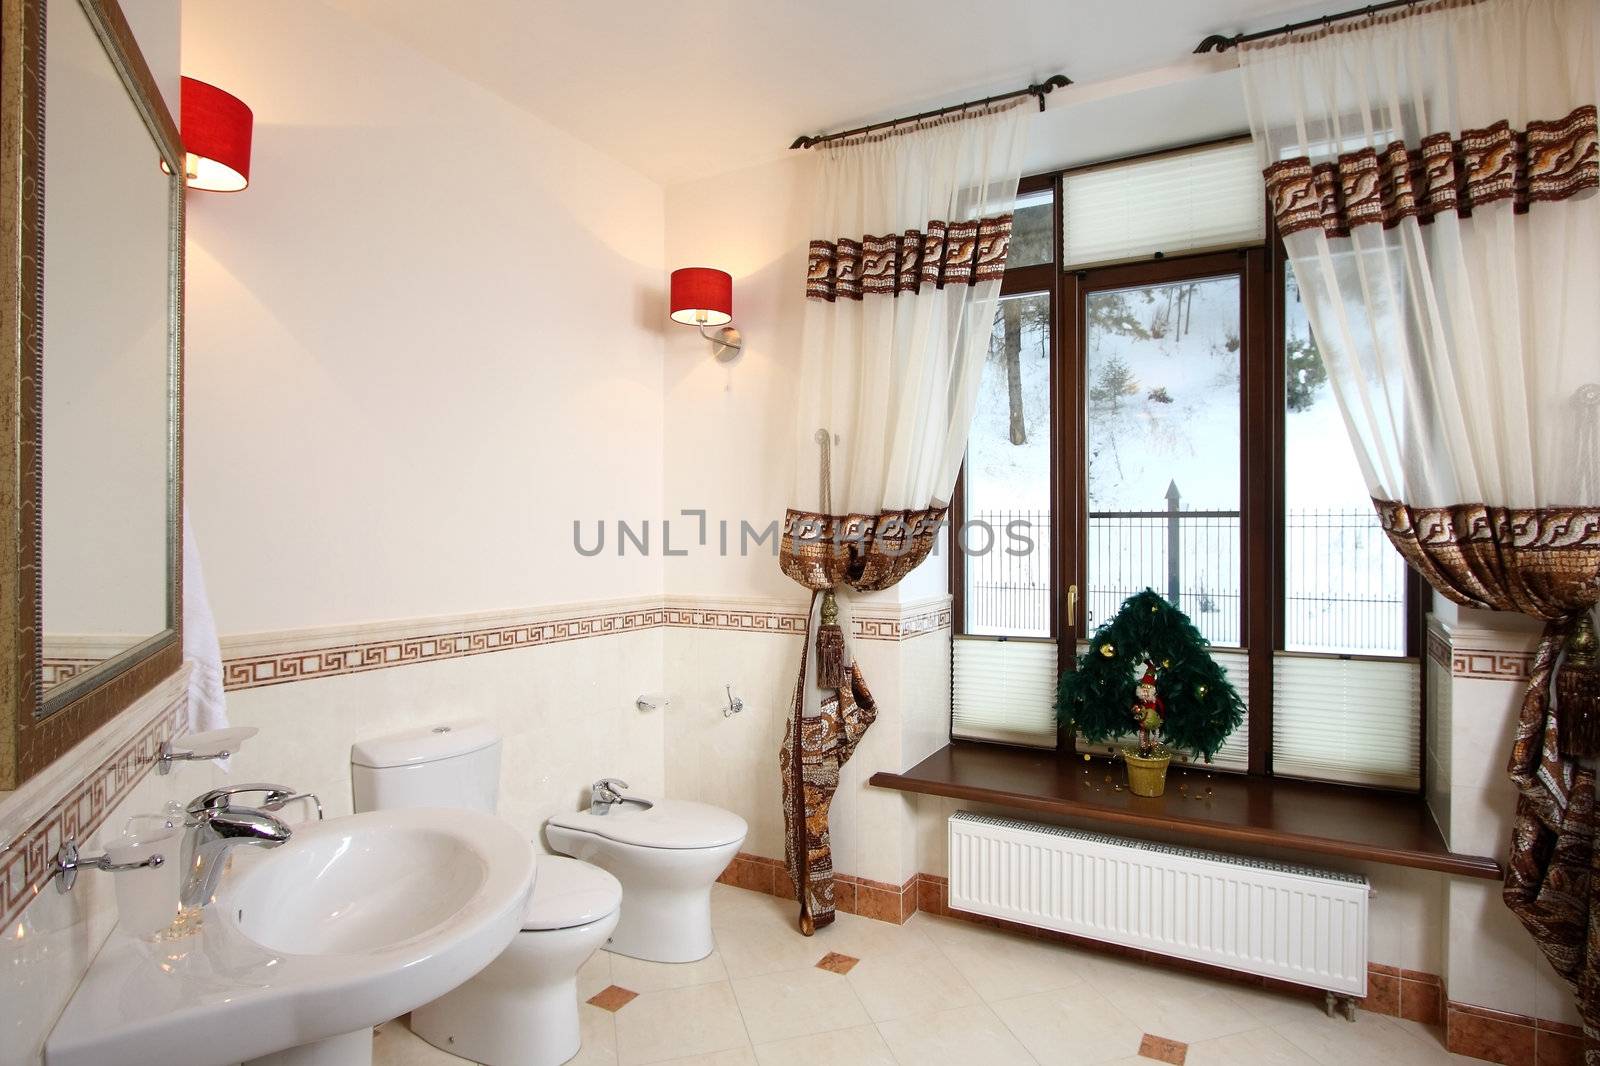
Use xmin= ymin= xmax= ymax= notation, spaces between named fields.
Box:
xmin=869 ymin=741 xmax=1500 ymax=880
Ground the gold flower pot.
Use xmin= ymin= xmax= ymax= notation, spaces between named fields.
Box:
xmin=1121 ymin=746 xmax=1172 ymax=798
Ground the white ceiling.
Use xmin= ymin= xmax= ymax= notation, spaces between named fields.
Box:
xmin=328 ymin=0 xmax=1328 ymax=186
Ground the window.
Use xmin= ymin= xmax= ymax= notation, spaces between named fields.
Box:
xmin=951 ymin=181 xmax=1059 ymax=749
xmin=1084 ymin=275 xmax=1242 ymax=645
xmin=964 ymin=291 xmax=1052 ymax=639
xmin=950 ymin=140 xmax=1424 ymax=791
xmin=1274 ymin=269 xmax=1421 ymax=788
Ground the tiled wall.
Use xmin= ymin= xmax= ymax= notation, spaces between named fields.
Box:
xmin=659 ymin=592 xmax=952 ymax=887
xmin=216 ymin=593 xmax=950 ymax=873
xmin=1430 ymin=609 xmax=1584 ymax=1057
xmin=0 ymin=667 xmax=217 ymax=1066
xmin=222 ymin=619 xmax=669 ymax=845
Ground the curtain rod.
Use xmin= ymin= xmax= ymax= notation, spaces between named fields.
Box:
xmin=1195 ymin=0 xmax=1426 ymax=52
xmin=788 ymin=74 xmax=1071 ymax=150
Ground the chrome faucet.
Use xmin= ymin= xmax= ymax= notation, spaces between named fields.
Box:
xmin=179 ymin=784 xmax=296 ymax=908
xmin=589 ymin=778 xmax=630 ymax=815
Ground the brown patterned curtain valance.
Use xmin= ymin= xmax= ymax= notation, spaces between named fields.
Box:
xmin=1375 ymin=500 xmax=1600 ymax=619
xmin=1266 ymin=105 xmax=1598 ymax=239
xmin=778 ymin=507 xmax=946 ymax=592
xmin=805 ymin=215 xmax=1012 ymax=302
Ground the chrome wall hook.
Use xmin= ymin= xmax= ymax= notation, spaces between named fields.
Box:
xmin=51 ymin=839 xmax=165 ymax=894
xmin=724 ymin=684 xmax=744 ymax=718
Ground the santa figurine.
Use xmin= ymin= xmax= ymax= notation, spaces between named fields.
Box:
xmin=1132 ymin=662 xmax=1165 ymax=756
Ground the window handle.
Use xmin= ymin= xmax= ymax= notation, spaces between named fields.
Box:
xmin=1067 ymin=584 xmax=1078 ymax=629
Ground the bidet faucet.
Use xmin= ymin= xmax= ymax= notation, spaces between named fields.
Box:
xmin=179 ymin=784 xmax=295 ymax=908
xmin=590 ymin=778 xmax=630 ymax=815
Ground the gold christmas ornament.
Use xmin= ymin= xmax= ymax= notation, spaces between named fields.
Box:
xmin=1099 ymin=643 xmax=1115 ymax=658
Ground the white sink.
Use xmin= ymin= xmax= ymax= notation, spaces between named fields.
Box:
xmin=46 ymin=808 xmax=535 ymax=1066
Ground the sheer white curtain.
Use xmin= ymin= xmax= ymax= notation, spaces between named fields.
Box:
xmin=779 ymin=101 xmax=1029 ymax=934
xmin=792 ymin=106 xmax=1029 ymax=515
xmin=1241 ymin=0 xmax=1599 ymax=510
xmin=1241 ymin=0 xmax=1600 ymax=1048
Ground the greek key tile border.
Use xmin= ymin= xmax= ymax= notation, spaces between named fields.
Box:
xmin=854 ymin=604 xmax=953 ymax=642
xmin=1452 ymin=648 xmax=1535 ymax=682
xmin=0 ymin=684 xmax=187 ymax=930
xmin=1426 ymin=617 xmax=1538 ymax=683
xmin=662 ymin=606 xmax=808 ymax=635
xmin=222 ymin=607 xmax=671 ymax=691
xmin=221 ymin=596 xmax=954 ymax=691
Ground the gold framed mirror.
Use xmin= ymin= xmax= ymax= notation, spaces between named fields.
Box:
xmin=1 ymin=0 xmax=184 ymax=788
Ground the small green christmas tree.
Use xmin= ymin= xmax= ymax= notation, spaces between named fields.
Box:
xmin=1057 ymin=589 xmax=1244 ymax=762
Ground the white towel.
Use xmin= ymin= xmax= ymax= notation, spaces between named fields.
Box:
xmin=182 ymin=508 xmax=229 ymax=737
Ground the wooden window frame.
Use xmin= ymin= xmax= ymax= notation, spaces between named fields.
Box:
xmin=950 ymin=149 xmax=1427 ymax=793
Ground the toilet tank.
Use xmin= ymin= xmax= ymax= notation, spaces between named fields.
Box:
xmin=350 ymin=720 xmax=502 ymax=814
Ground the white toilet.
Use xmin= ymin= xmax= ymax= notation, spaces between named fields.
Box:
xmin=351 ymin=722 xmax=621 ymax=1066
xmin=547 ymin=798 xmax=746 ymax=963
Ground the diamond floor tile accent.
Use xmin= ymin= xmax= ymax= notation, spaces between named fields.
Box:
xmin=816 ymin=951 xmax=860 ymax=975
xmin=1139 ymin=1030 xmax=1190 ymax=1062
xmin=1139 ymin=1032 xmax=1188 ymax=1063
xmin=587 ymin=984 xmax=639 ymax=1012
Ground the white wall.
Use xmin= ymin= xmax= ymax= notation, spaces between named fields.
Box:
xmin=180 ymin=1 xmax=670 ymax=836
xmin=183 ymin=0 xmax=666 ymax=635
xmin=661 ymin=153 xmax=812 ymax=602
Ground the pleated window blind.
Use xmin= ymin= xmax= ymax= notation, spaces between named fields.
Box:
xmin=951 ymin=637 xmax=1059 ymax=748
xmin=1061 ymin=140 xmax=1266 ymax=269
xmin=1272 ymin=654 xmax=1422 ymax=789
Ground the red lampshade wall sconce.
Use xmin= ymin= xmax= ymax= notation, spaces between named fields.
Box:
xmin=165 ymin=77 xmax=253 ymax=192
xmin=670 ymin=267 xmax=743 ymax=362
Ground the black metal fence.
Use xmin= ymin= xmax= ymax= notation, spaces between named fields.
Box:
xmin=1283 ymin=507 xmax=1408 ymax=654
xmin=958 ymin=510 xmax=1054 ymax=637
xmin=963 ymin=489 xmax=1406 ymax=655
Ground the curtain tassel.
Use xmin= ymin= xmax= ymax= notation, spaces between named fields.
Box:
xmin=816 ymin=589 xmax=846 ymax=689
xmin=1557 ymin=614 xmax=1600 ymax=758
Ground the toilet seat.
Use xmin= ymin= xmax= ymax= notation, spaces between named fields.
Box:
xmin=546 ymin=799 xmax=745 ymax=850
xmin=523 ymin=856 xmax=620 ymax=931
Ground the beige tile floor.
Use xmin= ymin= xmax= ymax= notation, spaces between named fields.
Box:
xmin=373 ymin=883 xmax=1484 ymax=1066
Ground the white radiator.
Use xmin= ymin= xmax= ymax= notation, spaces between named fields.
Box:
xmin=948 ymin=812 xmax=1369 ymax=996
